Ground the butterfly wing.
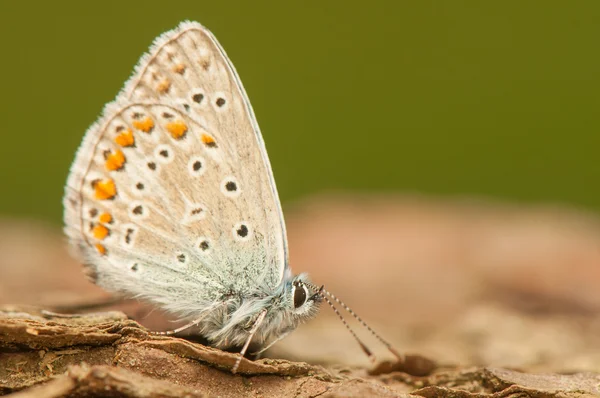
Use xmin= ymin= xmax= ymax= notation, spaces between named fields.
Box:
xmin=64 ymin=22 xmax=288 ymax=315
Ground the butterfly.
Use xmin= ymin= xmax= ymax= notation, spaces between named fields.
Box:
xmin=63 ymin=21 xmax=400 ymax=373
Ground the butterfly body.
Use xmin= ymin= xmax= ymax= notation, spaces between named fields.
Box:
xmin=64 ymin=21 xmax=319 ymax=352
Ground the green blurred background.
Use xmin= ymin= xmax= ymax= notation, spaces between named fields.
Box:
xmin=1 ymin=1 xmax=599 ymax=225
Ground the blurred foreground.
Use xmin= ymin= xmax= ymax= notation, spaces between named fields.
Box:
xmin=1 ymin=194 xmax=599 ymax=396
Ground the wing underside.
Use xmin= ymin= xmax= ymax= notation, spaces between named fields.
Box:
xmin=64 ymin=22 xmax=288 ymax=309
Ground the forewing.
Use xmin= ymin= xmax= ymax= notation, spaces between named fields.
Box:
xmin=64 ymin=22 xmax=288 ymax=310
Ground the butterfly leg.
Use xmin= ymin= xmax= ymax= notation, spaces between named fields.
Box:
xmin=152 ymin=309 xmax=213 ymax=336
xmin=49 ymin=296 xmax=128 ymax=313
xmin=232 ymin=309 xmax=267 ymax=374
xmin=251 ymin=328 xmax=293 ymax=356
xmin=40 ymin=309 xmax=120 ymax=319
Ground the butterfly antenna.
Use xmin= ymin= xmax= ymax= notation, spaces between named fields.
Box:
xmin=307 ymin=283 xmax=404 ymax=362
xmin=312 ymin=284 xmax=376 ymax=362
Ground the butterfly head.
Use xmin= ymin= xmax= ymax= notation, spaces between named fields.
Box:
xmin=222 ymin=274 xmax=321 ymax=351
xmin=285 ymin=274 xmax=322 ymax=320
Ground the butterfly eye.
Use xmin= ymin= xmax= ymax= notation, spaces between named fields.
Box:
xmin=293 ymin=283 xmax=308 ymax=309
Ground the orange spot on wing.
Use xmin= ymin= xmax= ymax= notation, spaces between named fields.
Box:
xmin=94 ymin=179 xmax=117 ymax=200
xmin=92 ymin=224 xmax=109 ymax=240
xmin=99 ymin=212 xmax=112 ymax=224
xmin=157 ymin=79 xmax=171 ymax=94
xmin=133 ymin=117 xmax=154 ymax=133
xmin=201 ymin=134 xmax=217 ymax=147
xmin=105 ymin=150 xmax=126 ymax=171
xmin=115 ymin=129 xmax=135 ymax=147
xmin=166 ymin=121 xmax=188 ymax=139
xmin=95 ymin=244 xmax=107 ymax=255
xmin=173 ymin=63 xmax=186 ymax=74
